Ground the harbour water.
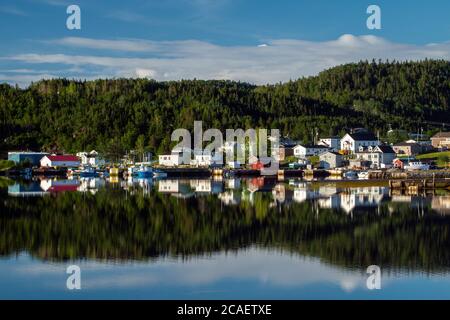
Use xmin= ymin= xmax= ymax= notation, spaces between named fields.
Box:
xmin=1 ymin=176 xmax=450 ymax=299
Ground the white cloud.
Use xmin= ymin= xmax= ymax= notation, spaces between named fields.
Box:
xmin=2 ymin=34 xmax=450 ymax=87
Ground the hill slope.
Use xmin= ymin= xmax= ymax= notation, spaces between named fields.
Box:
xmin=1 ymin=60 xmax=449 ymax=156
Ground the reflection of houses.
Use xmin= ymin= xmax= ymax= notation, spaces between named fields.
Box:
xmin=77 ymin=178 xmax=106 ymax=194
xmin=272 ymin=184 xmax=294 ymax=204
xmin=431 ymin=197 xmax=450 ymax=215
xmin=340 ymin=187 xmax=388 ymax=213
xmin=189 ymin=179 xmax=224 ymax=194
xmin=218 ymin=190 xmax=241 ymax=205
xmin=247 ymin=177 xmax=277 ymax=193
xmin=293 ymin=185 xmax=320 ymax=203
xmin=226 ymin=178 xmax=241 ymax=189
xmin=8 ymin=182 xmax=48 ymax=197
xmin=40 ymin=179 xmax=80 ymax=192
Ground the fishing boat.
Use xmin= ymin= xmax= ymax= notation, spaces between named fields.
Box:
xmin=357 ymin=171 xmax=370 ymax=179
xmin=137 ymin=165 xmax=153 ymax=178
xmin=80 ymin=166 xmax=98 ymax=177
xmin=404 ymin=161 xmax=430 ymax=171
xmin=344 ymin=170 xmax=357 ymax=179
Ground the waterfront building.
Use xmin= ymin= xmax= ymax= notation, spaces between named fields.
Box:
xmin=340 ymin=131 xmax=379 ymax=153
xmin=8 ymin=151 xmax=49 ymax=166
xmin=319 ymin=151 xmax=343 ymax=169
xmin=354 ymin=145 xmax=396 ymax=169
xmin=40 ymin=155 xmax=80 ymax=168
xmin=318 ymin=136 xmax=341 ymax=152
xmin=293 ymin=144 xmax=329 ymax=158
xmin=431 ymin=132 xmax=450 ymax=149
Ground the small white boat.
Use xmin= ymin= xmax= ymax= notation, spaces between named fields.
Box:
xmin=404 ymin=161 xmax=430 ymax=171
xmin=357 ymin=171 xmax=369 ymax=179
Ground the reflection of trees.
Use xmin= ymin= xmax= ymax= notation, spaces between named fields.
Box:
xmin=0 ymin=187 xmax=450 ymax=273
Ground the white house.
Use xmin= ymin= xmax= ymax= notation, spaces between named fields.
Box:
xmin=158 ymin=180 xmax=180 ymax=193
xmin=340 ymin=131 xmax=379 ymax=153
xmin=40 ymin=155 xmax=80 ymax=168
xmin=318 ymin=137 xmax=341 ymax=151
xmin=319 ymin=151 xmax=343 ymax=169
xmin=76 ymin=150 xmax=105 ymax=167
xmin=355 ymin=145 xmax=396 ymax=169
xmin=158 ymin=147 xmax=192 ymax=167
xmin=293 ymin=144 xmax=329 ymax=158
xmin=190 ymin=152 xmax=223 ymax=167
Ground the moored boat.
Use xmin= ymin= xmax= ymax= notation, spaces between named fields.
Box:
xmin=357 ymin=171 xmax=369 ymax=179
xmin=404 ymin=161 xmax=430 ymax=171
xmin=137 ymin=165 xmax=153 ymax=178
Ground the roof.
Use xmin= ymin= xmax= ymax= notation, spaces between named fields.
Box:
xmin=432 ymin=132 xmax=450 ymax=138
xmin=377 ymin=145 xmax=395 ymax=153
xmin=347 ymin=132 xmax=378 ymax=141
xmin=45 ymin=155 xmax=79 ymax=162
xmin=320 ymin=151 xmax=342 ymax=156
xmin=296 ymin=144 xmax=329 ymax=149
xmin=320 ymin=136 xmax=340 ymax=140
xmin=394 ymin=142 xmax=419 ymax=147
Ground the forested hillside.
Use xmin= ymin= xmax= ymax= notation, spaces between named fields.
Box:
xmin=1 ymin=59 xmax=449 ymax=156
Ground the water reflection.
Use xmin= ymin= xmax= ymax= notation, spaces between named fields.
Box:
xmin=2 ymin=177 xmax=450 ymax=270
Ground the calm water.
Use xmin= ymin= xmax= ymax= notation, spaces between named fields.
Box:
xmin=1 ymin=176 xmax=450 ymax=299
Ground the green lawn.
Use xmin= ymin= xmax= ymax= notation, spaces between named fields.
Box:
xmin=417 ymin=151 xmax=450 ymax=160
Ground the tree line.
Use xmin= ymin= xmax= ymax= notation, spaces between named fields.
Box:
xmin=1 ymin=59 xmax=449 ymax=159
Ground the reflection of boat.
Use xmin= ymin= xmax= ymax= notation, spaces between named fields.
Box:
xmin=344 ymin=171 xmax=357 ymax=179
xmin=357 ymin=171 xmax=369 ymax=179
xmin=80 ymin=167 xmax=98 ymax=177
xmin=137 ymin=166 xmax=152 ymax=178
xmin=404 ymin=161 xmax=430 ymax=171
xmin=153 ymin=169 xmax=167 ymax=178
xmin=128 ymin=166 xmax=138 ymax=176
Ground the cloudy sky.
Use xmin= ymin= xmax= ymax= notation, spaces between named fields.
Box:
xmin=0 ymin=0 xmax=449 ymax=87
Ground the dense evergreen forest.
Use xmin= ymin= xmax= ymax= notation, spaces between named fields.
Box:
xmin=1 ymin=60 xmax=449 ymax=158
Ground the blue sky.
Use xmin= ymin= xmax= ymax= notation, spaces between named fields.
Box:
xmin=1 ymin=0 xmax=449 ymax=86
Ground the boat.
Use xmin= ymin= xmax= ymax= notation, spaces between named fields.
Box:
xmin=137 ymin=165 xmax=153 ymax=178
xmin=80 ymin=166 xmax=98 ymax=177
xmin=153 ymin=169 xmax=167 ymax=178
xmin=404 ymin=161 xmax=430 ymax=171
xmin=357 ymin=171 xmax=369 ymax=179
xmin=344 ymin=170 xmax=357 ymax=179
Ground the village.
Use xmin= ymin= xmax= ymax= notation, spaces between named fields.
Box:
xmin=2 ymin=128 xmax=450 ymax=184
